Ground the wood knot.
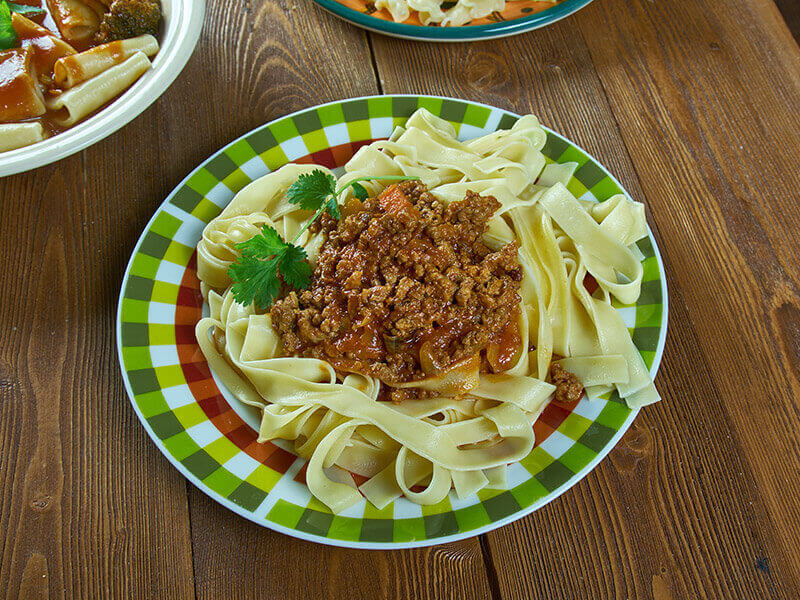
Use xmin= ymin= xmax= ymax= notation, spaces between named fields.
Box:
xmin=430 ymin=541 xmax=479 ymax=565
xmin=772 ymin=300 xmax=800 ymax=385
xmin=610 ymin=420 xmax=653 ymax=473
xmin=30 ymin=494 xmax=53 ymax=511
xmin=755 ymin=556 xmax=770 ymax=574
xmin=0 ymin=358 xmax=18 ymax=393
xmin=466 ymin=53 xmax=510 ymax=92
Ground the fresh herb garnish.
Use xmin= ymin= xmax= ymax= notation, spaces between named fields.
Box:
xmin=227 ymin=170 xmax=418 ymax=309
xmin=0 ymin=1 xmax=47 ymax=50
xmin=228 ymin=226 xmax=312 ymax=310
xmin=7 ymin=2 xmax=46 ymax=16
xmin=0 ymin=2 xmax=17 ymax=50
xmin=286 ymin=170 xmax=339 ymax=215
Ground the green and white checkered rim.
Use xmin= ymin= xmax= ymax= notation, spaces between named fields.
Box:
xmin=117 ymin=95 xmax=668 ymax=549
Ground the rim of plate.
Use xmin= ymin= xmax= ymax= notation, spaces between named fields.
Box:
xmin=0 ymin=0 xmax=206 ymax=177
xmin=312 ymin=0 xmax=594 ymax=42
xmin=116 ymin=94 xmax=669 ymax=549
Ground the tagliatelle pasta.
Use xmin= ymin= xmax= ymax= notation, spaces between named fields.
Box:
xmin=194 ymin=108 xmax=661 ymax=513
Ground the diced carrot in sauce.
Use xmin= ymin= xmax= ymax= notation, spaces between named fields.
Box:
xmin=378 ymin=184 xmax=419 ymax=219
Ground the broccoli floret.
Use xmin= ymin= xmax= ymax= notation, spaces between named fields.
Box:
xmin=95 ymin=0 xmax=161 ymax=44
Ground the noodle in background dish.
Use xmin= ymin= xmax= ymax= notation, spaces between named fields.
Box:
xmin=194 ymin=108 xmax=660 ymax=513
xmin=373 ymin=0 xmax=557 ymax=27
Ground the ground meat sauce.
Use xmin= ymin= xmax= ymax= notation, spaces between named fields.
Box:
xmin=270 ymin=181 xmax=524 ymax=400
xmin=549 ymin=362 xmax=585 ymax=404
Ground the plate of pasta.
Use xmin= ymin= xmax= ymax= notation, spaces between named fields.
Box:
xmin=0 ymin=0 xmax=204 ymax=176
xmin=312 ymin=0 xmax=593 ymax=41
xmin=117 ymin=95 xmax=667 ymax=548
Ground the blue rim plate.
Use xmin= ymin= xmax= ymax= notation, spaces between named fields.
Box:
xmin=312 ymin=0 xmax=594 ymax=42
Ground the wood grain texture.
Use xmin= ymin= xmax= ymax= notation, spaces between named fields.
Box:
xmin=0 ymin=105 xmax=196 ymax=598
xmin=576 ymin=0 xmax=800 ymax=595
xmin=3 ymin=0 xmax=800 ymax=598
xmin=372 ymin=0 xmax=800 ymax=597
xmin=189 ymin=487 xmax=494 ymax=600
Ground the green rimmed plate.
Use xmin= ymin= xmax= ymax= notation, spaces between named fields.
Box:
xmin=312 ymin=0 xmax=594 ymax=42
xmin=116 ymin=95 xmax=668 ymax=549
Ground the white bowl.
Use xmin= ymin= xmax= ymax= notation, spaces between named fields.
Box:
xmin=0 ymin=0 xmax=205 ymax=177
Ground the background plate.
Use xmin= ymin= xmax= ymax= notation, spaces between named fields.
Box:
xmin=312 ymin=0 xmax=594 ymax=41
xmin=0 ymin=0 xmax=205 ymax=177
xmin=116 ymin=95 xmax=668 ymax=549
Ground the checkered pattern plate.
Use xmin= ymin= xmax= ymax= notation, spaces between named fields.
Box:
xmin=117 ymin=95 xmax=668 ymax=548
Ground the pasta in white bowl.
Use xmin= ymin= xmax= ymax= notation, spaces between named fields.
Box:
xmin=193 ymin=108 xmax=661 ymax=514
xmin=0 ymin=0 xmax=203 ymax=176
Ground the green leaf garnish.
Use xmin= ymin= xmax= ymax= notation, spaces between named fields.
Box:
xmin=0 ymin=2 xmax=18 ymax=50
xmin=228 ymin=225 xmax=313 ymax=310
xmin=351 ymin=182 xmax=368 ymax=201
xmin=228 ymin=170 xmax=420 ymax=309
xmin=286 ymin=170 xmax=336 ymax=211
xmin=278 ymin=244 xmax=313 ymax=289
xmin=229 ymin=253 xmax=282 ymax=310
xmin=236 ymin=223 xmax=286 ymax=259
xmin=7 ymin=2 xmax=46 ymax=16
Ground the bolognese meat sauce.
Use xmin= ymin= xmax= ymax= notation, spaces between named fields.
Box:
xmin=270 ymin=181 xmax=524 ymax=398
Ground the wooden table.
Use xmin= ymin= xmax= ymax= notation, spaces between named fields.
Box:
xmin=2 ymin=0 xmax=800 ymax=597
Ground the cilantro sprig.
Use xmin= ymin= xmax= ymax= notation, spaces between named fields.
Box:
xmin=7 ymin=2 xmax=46 ymax=16
xmin=0 ymin=2 xmax=17 ymax=50
xmin=228 ymin=226 xmax=312 ymax=310
xmin=227 ymin=169 xmax=418 ymax=310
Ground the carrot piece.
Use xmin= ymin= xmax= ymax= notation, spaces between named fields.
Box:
xmin=378 ymin=184 xmax=419 ymax=218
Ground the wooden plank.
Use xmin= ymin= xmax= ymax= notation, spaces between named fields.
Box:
xmin=183 ymin=2 xmax=493 ymax=599
xmin=775 ymin=0 xmax=800 ymax=41
xmin=189 ymin=489 xmax=495 ymax=599
xmin=576 ymin=0 xmax=800 ymax=594
xmin=370 ymin=0 xmax=800 ymax=596
xmin=0 ymin=101 xmax=195 ymax=598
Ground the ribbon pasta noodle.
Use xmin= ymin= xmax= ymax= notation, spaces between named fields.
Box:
xmin=195 ymin=108 xmax=661 ymax=513
xmin=373 ymin=0 xmax=555 ymax=27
